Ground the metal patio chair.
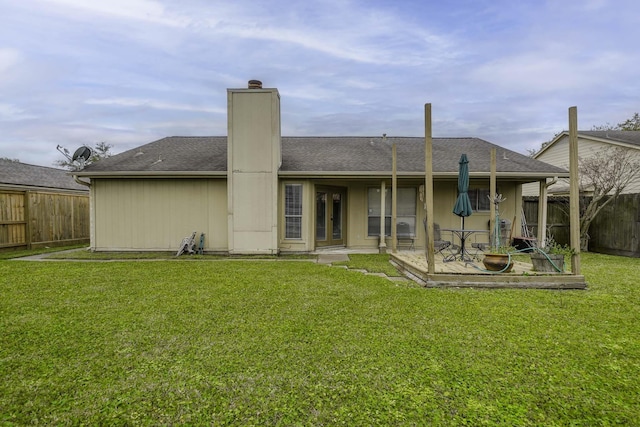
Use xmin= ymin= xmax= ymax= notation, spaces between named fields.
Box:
xmin=397 ymin=221 xmax=415 ymax=250
xmin=424 ymin=219 xmax=452 ymax=258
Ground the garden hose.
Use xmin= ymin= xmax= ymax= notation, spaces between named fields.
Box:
xmin=468 ymin=247 xmax=563 ymax=274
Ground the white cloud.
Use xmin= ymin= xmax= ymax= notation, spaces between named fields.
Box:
xmin=469 ymin=49 xmax=630 ymax=95
xmin=85 ymin=97 xmax=226 ymax=114
xmin=0 ymin=48 xmax=22 ymax=74
xmin=40 ymin=0 xmax=181 ymax=26
xmin=0 ymin=103 xmax=37 ymax=121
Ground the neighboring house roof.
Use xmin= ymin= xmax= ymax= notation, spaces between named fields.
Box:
xmin=536 ymin=130 xmax=640 ymax=158
xmin=79 ymin=136 xmax=566 ymax=179
xmin=524 ymin=130 xmax=640 ymax=196
xmin=577 ymin=130 xmax=640 ymax=147
xmin=0 ymin=159 xmax=89 ymax=192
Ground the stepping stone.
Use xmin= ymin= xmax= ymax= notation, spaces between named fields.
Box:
xmin=317 ymin=254 xmax=350 ymax=264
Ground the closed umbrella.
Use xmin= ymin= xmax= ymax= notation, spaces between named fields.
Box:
xmin=452 ymin=154 xmax=473 ymax=259
xmin=453 ymin=153 xmax=473 ymax=222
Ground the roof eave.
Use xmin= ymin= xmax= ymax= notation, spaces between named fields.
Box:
xmin=535 ymin=132 xmax=640 ymax=160
xmin=471 ymin=171 xmax=570 ymax=179
xmin=278 ymin=171 xmax=569 ymax=179
xmin=73 ymin=170 xmax=228 ymax=178
xmin=0 ymin=182 xmax=89 ymax=193
xmin=75 ymin=170 xmax=568 ymax=180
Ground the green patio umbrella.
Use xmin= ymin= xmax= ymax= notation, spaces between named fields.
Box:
xmin=452 ymin=154 xmax=473 ymax=260
xmin=452 ymin=153 xmax=473 ymax=225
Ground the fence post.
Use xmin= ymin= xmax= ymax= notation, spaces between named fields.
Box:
xmin=24 ymin=191 xmax=32 ymax=249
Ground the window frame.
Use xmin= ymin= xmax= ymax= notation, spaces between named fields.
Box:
xmin=284 ymin=184 xmax=303 ymax=239
xmin=367 ymin=186 xmax=417 ymax=237
xmin=469 ymin=188 xmax=491 ymax=212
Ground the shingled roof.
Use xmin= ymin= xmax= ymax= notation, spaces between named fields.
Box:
xmin=0 ymin=159 xmax=88 ymax=192
xmin=281 ymin=136 xmax=565 ymax=175
xmin=79 ymin=136 xmax=567 ymax=178
xmin=576 ymin=130 xmax=640 ymax=147
xmin=80 ymin=136 xmax=227 ymax=174
xmin=534 ymin=130 xmax=640 ymax=160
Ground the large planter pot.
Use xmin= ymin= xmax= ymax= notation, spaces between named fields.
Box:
xmin=482 ymin=253 xmax=514 ymax=272
xmin=530 ymin=253 xmax=564 ymax=272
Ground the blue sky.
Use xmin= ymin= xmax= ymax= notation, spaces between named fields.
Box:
xmin=1 ymin=0 xmax=638 ymax=167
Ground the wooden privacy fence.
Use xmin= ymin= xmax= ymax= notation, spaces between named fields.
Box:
xmin=588 ymin=193 xmax=640 ymax=257
xmin=0 ymin=190 xmax=89 ymax=250
xmin=522 ymin=197 xmax=571 ymax=246
xmin=523 ymin=194 xmax=640 ymax=257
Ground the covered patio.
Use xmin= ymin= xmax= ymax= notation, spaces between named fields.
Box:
xmin=401 ymin=105 xmax=586 ymax=290
xmin=390 ymin=250 xmax=587 ymax=289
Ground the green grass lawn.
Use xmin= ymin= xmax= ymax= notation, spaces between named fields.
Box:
xmin=1 ymin=253 xmax=639 ymax=425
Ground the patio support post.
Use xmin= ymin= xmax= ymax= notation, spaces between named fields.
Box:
xmin=538 ymin=180 xmax=549 ymax=248
xmin=379 ymin=180 xmax=387 ymax=253
xmin=424 ymin=103 xmax=435 ymax=274
xmin=391 ymin=142 xmax=397 ymax=253
xmin=490 ymin=148 xmax=497 ymax=247
xmin=514 ymin=184 xmax=523 ymax=240
xmin=569 ymin=106 xmax=581 ymax=274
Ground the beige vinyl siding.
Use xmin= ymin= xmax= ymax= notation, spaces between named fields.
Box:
xmin=524 ymin=136 xmax=640 ymax=196
xmin=542 ymin=136 xmax=607 ymax=169
xmin=345 ymin=182 xmax=368 ymax=247
xmin=522 ymin=136 xmax=575 ymax=196
xmin=92 ymin=178 xmax=227 ymax=251
xmin=626 ymin=156 xmax=640 ymax=194
xmin=436 ymin=180 xmax=521 ymax=244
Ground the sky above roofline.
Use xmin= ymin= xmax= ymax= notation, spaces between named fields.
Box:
xmin=1 ymin=0 xmax=639 ymax=167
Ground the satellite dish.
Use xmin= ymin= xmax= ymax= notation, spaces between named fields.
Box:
xmin=72 ymin=146 xmax=92 ymax=162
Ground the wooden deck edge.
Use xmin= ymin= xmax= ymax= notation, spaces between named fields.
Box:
xmin=390 ymin=254 xmax=587 ymax=290
xmin=423 ymin=277 xmax=587 ymax=289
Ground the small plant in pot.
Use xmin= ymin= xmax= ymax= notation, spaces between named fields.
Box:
xmin=481 ymin=193 xmax=514 ymax=272
xmin=530 ymin=237 xmax=574 ymax=272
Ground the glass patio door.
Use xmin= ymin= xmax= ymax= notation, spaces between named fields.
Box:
xmin=316 ymin=187 xmax=346 ymax=247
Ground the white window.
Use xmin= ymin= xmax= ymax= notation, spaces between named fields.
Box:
xmin=285 ymin=184 xmax=302 ymax=239
xmin=469 ymin=188 xmax=491 ymax=211
xmin=367 ymin=187 xmax=416 ymax=236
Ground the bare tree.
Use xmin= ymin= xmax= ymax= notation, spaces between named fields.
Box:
xmin=578 ymin=146 xmax=640 ymax=250
xmin=55 ymin=142 xmax=113 ymax=171
xmin=592 ymin=112 xmax=640 ymax=131
xmin=617 ymin=112 xmax=640 ymax=131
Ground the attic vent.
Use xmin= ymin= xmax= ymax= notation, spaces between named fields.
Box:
xmin=248 ymin=80 xmax=262 ymax=89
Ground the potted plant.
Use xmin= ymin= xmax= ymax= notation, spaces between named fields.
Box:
xmin=482 ymin=245 xmax=515 ymax=272
xmin=481 ymin=193 xmax=515 ymax=272
xmin=530 ymin=238 xmax=574 ymax=272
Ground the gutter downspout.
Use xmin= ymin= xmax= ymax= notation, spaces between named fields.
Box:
xmin=73 ymin=175 xmax=91 ymax=187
